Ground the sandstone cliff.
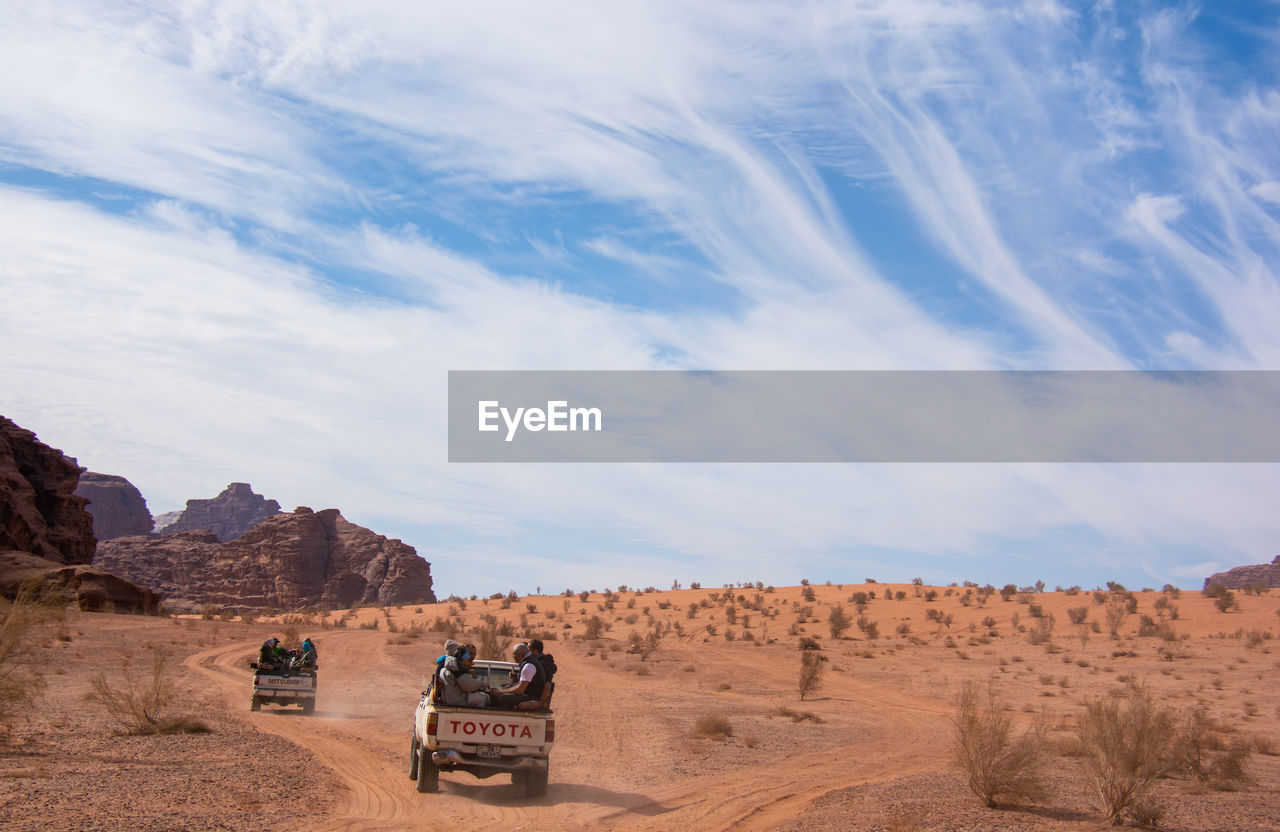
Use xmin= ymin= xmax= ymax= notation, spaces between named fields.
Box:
xmin=1204 ymin=556 xmax=1280 ymax=591
xmin=94 ymin=507 xmax=435 ymax=612
xmin=0 ymin=416 xmax=157 ymax=613
xmin=76 ymin=472 xmax=154 ymax=540
xmin=159 ymin=482 xmax=281 ymax=541
xmin=0 ymin=415 xmax=95 ymax=564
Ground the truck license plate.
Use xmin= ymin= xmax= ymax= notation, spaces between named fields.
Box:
xmin=475 ymin=745 xmax=502 ymax=759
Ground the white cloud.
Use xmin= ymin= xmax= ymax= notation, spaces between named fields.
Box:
xmin=2 ymin=2 xmax=1278 ymax=592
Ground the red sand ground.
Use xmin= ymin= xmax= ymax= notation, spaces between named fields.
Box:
xmin=2 ymin=583 xmax=1278 ymax=831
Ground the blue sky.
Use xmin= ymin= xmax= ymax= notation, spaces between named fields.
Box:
xmin=2 ymin=1 xmax=1278 ymax=594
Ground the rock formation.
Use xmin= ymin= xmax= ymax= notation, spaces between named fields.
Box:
xmin=1204 ymin=556 xmax=1280 ymax=591
xmin=159 ymin=482 xmax=280 ymax=541
xmin=0 ymin=415 xmax=95 ymax=564
xmin=0 ymin=551 xmax=159 ymax=613
xmin=153 ymin=510 xmax=182 ymax=532
xmin=75 ymin=472 xmax=154 ymax=540
xmin=0 ymin=416 xmax=157 ymax=613
xmin=94 ymin=507 xmax=435 ymax=612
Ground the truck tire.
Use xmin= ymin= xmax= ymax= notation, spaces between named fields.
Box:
xmin=524 ymin=764 xmax=548 ymax=798
xmin=408 ymin=735 xmax=420 ymax=781
xmin=250 ymin=697 xmax=261 ymax=712
xmin=302 ymin=699 xmax=315 ymax=716
xmin=415 ymin=746 xmax=438 ymax=793
xmin=511 ymin=770 xmax=527 ymax=788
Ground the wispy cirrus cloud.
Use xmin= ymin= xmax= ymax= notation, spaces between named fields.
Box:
xmin=2 ymin=1 xmax=1278 ymax=592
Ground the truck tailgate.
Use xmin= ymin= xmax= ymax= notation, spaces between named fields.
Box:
xmin=436 ymin=711 xmax=546 ymax=745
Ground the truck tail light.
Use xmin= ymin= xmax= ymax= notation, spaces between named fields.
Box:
xmin=427 ymin=712 xmax=438 ymax=736
xmin=544 ymin=719 xmax=555 ymax=743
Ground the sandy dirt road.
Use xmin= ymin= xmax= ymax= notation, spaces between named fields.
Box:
xmin=185 ymin=627 xmax=951 ymax=832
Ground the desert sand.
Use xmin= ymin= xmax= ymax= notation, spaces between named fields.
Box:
xmin=2 ymin=583 xmax=1278 ymax=831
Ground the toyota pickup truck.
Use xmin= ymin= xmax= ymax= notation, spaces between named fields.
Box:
xmin=249 ymin=661 xmax=317 ymax=715
xmin=409 ymin=659 xmax=555 ymax=797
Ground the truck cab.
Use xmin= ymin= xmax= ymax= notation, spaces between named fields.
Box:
xmin=409 ymin=659 xmax=555 ymax=797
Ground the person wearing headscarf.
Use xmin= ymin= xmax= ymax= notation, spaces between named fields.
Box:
xmin=258 ymin=637 xmax=280 ymax=668
xmin=438 ymin=640 xmax=491 ymax=708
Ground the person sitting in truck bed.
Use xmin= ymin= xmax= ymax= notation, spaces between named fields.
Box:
xmin=439 ymin=640 xmax=491 ymax=708
xmin=493 ymin=642 xmax=547 ymax=709
xmin=257 ymin=637 xmax=280 ymax=670
xmin=297 ymin=637 xmax=317 ymax=669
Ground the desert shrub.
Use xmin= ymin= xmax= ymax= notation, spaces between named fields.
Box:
xmin=582 ymin=615 xmax=605 ymax=640
xmin=1213 ymin=594 xmax=1238 ymax=613
xmin=801 ymin=586 xmax=816 ymax=602
xmin=692 ymin=713 xmax=733 ymax=740
xmin=1077 ymin=688 xmax=1175 ymax=825
xmin=828 ymin=604 xmax=852 ymax=638
xmin=856 ymin=616 xmax=879 ymax=640
xmin=771 ymin=706 xmax=824 ymax=723
xmin=1105 ymin=600 xmax=1129 ymax=638
xmin=952 ymin=682 xmax=1045 ymax=808
xmin=474 ymin=615 xmax=510 ymax=659
xmin=87 ymin=650 xmax=208 ymax=735
xmin=798 ymin=650 xmax=826 ymax=700
xmin=1028 ymin=615 xmax=1055 ymax=645
xmin=1172 ymin=707 xmax=1253 ymax=788
xmin=0 ymin=584 xmax=62 ymax=732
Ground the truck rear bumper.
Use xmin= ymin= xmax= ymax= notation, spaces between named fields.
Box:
xmin=431 ymin=748 xmax=547 ymax=774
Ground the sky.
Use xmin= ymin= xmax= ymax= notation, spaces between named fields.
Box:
xmin=2 ymin=1 xmax=1279 ymax=595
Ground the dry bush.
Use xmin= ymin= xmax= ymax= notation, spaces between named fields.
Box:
xmin=1077 ymin=688 xmax=1174 ymax=825
xmin=0 ymin=584 xmax=62 ymax=733
xmin=582 ymin=615 xmax=605 ymax=640
xmin=1252 ymin=734 xmax=1278 ymax=756
xmin=86 ymin=649 xmax=209 ymax=735
xmin=952 ymin=682 xmax=1046 ymax=808
xmin=692 ymin=713 xmax=733 ymax=740
xmin=474 ymin=614 xmax=510 ymax=659
xmin=828 ymin=604 xmax=851 ymax=638
xmin=1105 ymin=600 xmax=1129 ymax=638
xmin=798 ymin=650 xmax=826 ymax=701
xmin=771 ymin=706 xmax=823 ymax=723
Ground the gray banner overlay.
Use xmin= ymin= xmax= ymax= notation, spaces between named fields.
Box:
xmin=448 ymin=371 xmax=1280 ymax=462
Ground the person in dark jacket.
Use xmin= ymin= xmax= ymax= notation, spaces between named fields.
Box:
xmin=257 ymin=637 xmax=280 ymax=669
xmin=493 ymin=643 xmax=546 ymax=709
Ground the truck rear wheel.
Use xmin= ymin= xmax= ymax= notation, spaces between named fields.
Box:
xmin=415 ymin=746 xmax=438 ymax=793
xmin=250 ymin=697 xmax=261 ymax=712
xmin=524 ymin=765 xmax=548 ymax=798
xmin=408 ymin=735 xmax=420 ymax=781
xmin=302 ymin=700 xmax=315 ymax=715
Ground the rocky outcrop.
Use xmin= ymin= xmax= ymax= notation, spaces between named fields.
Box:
xmin=159 ymin=482 xmax=280 ymax=541
xmin=0 ymin=416 xmax=158 ymax=612
xmin=0 ymin=551 xmax=160 ymax=614
xmin=0 ymin=415 xmax=95 ymax=564
xmin=1204 ymin=556 xmax=1280 ymax=591
xmin=94 ymin=507 xmax=435 ymax=612
xmin=75 ymin=472 xmax=154 ymax=540
xmin=153 ymin=510 xmax=182 ymax=532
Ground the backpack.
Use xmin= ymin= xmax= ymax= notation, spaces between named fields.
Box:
xmin=537 ymin=652 xmax=557 ymax=681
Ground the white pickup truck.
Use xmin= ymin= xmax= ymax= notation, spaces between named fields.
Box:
xmin=250 ymin=661 xmax=317 ymax=715
xmin=409 ymin=659 xmax=555 ymax=797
